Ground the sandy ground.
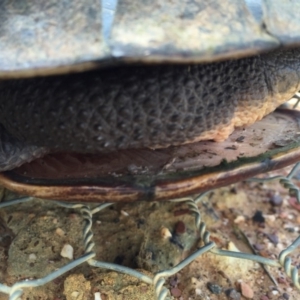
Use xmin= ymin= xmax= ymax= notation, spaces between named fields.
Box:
xmin=0 ymin=167 xmax=300 ymax=300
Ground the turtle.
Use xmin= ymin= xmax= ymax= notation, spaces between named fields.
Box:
xmin=0 ymin=0 xmax=300 ymax=202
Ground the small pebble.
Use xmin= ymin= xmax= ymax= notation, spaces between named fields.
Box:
xmin=263 ymin=214 xmax=276 ymax=223
xmin=94 ymin=292 xmax=102 ymax=300
xmin=28 ymin=253 xmax=37 ymax=261
xmin=170 ymin=287 xmax=182 ymax=297
xmin=260 ymin=296 xmax=269 ymax=300
xmin=265 ymin=233 xmax=279 ymax=245
xmin=269 ymin=194 xmax=283 ymax=206
xmin=120 ymin=210 xmax=129 ymax=217
xmin=60 ymin=244 xmax=74 ymax=260
xmin=207 ymin=282 xmax=222 ymax=294
xmin=195 ymin=288 xmax=202 ymax=296
xmin=160 ymin=227 xmax=172 ymax=239
xmin=234 ymin=215 xmax=245 ymax=224
xmin=253 ymin=243 xmax=265 ymax=251
xmin=282 ymin=292 xmax=290 ymax=299
xmin=55 ymin=228 xmax=65 ymax=237
xmin=71 ymin=291 xmax=79 ymax=298
xmin=225 ymin=288 xmax=241 ymax=300
xmin=228 ymin=241 xmax=240 ymax=252
xmin=236 ymin=136 xmax=245 ymax=143
xmin=252 ymin=211 xmax=265 ymax=223
xmin=240 ymin=282 xmax=254 ymax=299
xmin=174 ymin=221 xmax=186 ymax=235
xmin=267 ymin=290 xmax=279 ymax=298
xmin=170 ymin=276 xmax=179 ymax=287
xmin=277 ymin=277 xmax=287 ymax=284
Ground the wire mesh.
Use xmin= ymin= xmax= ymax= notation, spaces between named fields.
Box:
xmin=0 ymin=162 xmax=300 ymax=299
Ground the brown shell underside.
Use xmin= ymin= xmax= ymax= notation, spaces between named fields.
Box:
xmin=1 ymin=109 xmax=300 ymax=202
xmin=1 ymin=0 xmax=300 ymax=77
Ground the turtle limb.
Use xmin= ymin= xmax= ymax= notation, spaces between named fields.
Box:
xmin=0 ymin=124 xmax=47 ymax=171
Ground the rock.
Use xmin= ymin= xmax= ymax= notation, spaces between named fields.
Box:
xmin=60 ymin=244 xmax=74 ymax=260
xmin=160 ymin=227 xmax=172 ymax=239
xmin=195 ymin=288 xmax=203 ymax=296
xmin=282 ymin=292 xmax=290 ymax=299
xmin=28 ymin=253 xmax=37 ymax=261
xmin=227 ymin=241 xmax=240 ymax=252
xmin=94 ymin=292 xmax=102 ymax=300
xmin=268 ymin=290 xmax=279 ymax=298
xmin=225 ymin=288 xmax=241 ymax=300
xmin=269 ymin=194 xmax=283 ymax=206
xmin=71 ymin=291 xmax=79 ymax=298
xmin=120 ymin=210 xmax=129 ymax=217
xmin=252 ymin=211 xmax=265 ymax=223
xmin=207 ymin=282 xmax=222 ymax=294
xmin=170 ymin=287 xmax=182 ymax=297
xmin=265 ymin=233 xmax=279 ymax=245
xmin=240 ymin=282 xmax=254 ymax=299
xmin=234 ymin=215 xmax=245 ymax=224
xmin=56 ymin=228 xmax=65 ymax=237
xmin=253 ymin=243 xmax=265 ymax=251
xmin=174 ymin=221 xmax=186 ymax=235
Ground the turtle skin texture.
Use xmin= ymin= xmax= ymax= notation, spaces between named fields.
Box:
xmin=0 ymin=48 xmax=300 ymax=154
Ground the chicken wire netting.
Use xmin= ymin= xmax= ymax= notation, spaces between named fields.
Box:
xmin=0 ymin=162 xmax=300 ymax=299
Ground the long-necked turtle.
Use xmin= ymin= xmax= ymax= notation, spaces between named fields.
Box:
xmin=1 ymin=0 xmax=300 ymax=202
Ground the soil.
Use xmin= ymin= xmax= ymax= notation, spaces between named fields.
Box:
xmin=0 ymin=166 xmax=300 ymax=300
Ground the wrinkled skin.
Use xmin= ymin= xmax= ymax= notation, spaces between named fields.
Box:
xmin=0 ymin=48 xmax=300 ymax=171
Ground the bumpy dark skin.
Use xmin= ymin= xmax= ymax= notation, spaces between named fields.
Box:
xmin=0 ymin=48 xmax=300 ymax=170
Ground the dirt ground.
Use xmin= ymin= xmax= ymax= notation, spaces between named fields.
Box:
xmin=0 ymin=166 xmax=300 ymax=300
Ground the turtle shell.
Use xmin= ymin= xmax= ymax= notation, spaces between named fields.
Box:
xmin=0 ymin=108 xmax=300 ymax=202
xmin=1 ymin=1 xmax=300 ymax=202
xmin=1 ymin=0 xmax=300 ymax=77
